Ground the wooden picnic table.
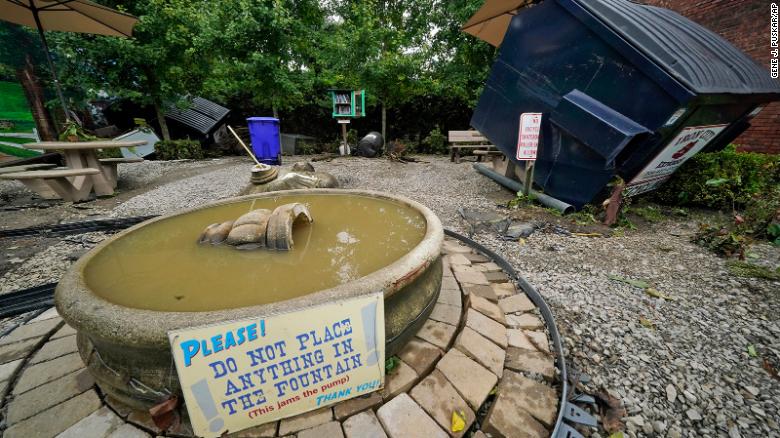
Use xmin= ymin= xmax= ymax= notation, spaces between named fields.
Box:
xmin=25 ymin=141 xmax=145 ymax=196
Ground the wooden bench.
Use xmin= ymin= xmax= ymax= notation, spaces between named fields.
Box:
xmin=0 ymin=168 xmax=101 ymax=202
xmin=99 ymin=157 xmax=144 ymax=187
xmin=448 ymin=130 xmax=498 ymax=163
xmin=473 ymin=150 xmax=504 ymax=158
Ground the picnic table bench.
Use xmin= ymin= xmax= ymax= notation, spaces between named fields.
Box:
xmin=0 ymin=140 xmax=145 ymax=202
xmin=0 ymin=163 xmax=57 ymax=175
xmin=448 ymin=130 xmax=502 ymax=163
xmin=1 ymin=168 xmax=100 ymax=202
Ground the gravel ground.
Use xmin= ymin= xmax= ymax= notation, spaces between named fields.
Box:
xmin=112 ymin=158 xmax=250 ymax=216
xmin=0 ymin=232 xmax=108 ymax=293
xmin=475 ymin=229 xmax=779 ymax=438
xmin=1 ymin=155 xmax=778 ymax=437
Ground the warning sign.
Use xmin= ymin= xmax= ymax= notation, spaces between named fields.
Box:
xmin=168 ymin=293 xmax=385 ymax=437
xmin=625 ymin=124 xmax=727 ymax=197
xmin=516 ymin=113 xmax=542 ymax=161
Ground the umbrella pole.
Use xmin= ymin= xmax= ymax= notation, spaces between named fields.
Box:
xmin=31 ymin=7 xmax=71 ymax=123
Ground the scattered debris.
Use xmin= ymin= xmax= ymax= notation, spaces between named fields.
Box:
xmin=149 ymin=395 xmax=180 ymax=431
xmin=692 ymin=224 xmax=746 ymax=258
xmin=595 ymin=390 xmax=626 ymax=434
xmin=458 ymin=208 xmax=507 ymax=236
xmin=501 ymin=222 xmax=537 ymax=240
xmin=451 ymin=410 xmax=466 ymax=432
xmin=385 ymin=356 xmax=401 ymax=374
xmin=607 ymin=275 xmax=650 ymax=289
xmin=603 ymin=179 xmax=625 ymax=226
xmin=645 ymin=287 xmax=674 ymax=301
xmin=727 ymin=261 xmax=780 ymax=280
xmin=762 ymin=359 xmax=779 ymax=381
xmin=387 ymin=153 xmax=428 ymax=164
xmin=571 ymin=232 xmax=603 ymax=237
xmin=311 ymin=153 xmax=338 ymax=162
xmin=638 ymin=317 xmax=655 ymax=329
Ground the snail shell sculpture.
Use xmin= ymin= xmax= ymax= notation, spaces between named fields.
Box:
xmin=198 ymin=203 xmax=313 ymax=250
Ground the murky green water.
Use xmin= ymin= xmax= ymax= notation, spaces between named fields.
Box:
xmin=84 ymin=193 xmax=426 ymax=312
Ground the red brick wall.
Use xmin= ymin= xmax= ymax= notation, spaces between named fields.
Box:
xmin=641 ymin=0 xmax=779 ymax=154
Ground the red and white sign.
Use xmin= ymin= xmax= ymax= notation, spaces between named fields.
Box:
xmin=516 ymin=113 xmax=542 ymax=161
xmin=624 ymin=123 xmax=727 ymax=197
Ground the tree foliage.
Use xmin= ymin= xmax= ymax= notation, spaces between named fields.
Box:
xmin=21 ymin=0 xmax=497 ymax=138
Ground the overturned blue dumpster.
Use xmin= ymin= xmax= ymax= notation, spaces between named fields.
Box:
xmin=470 ymin=0 xmax=780 ymax=209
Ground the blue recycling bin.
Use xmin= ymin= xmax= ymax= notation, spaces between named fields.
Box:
xmin=471 ymin=0 xmax=780 ymax=209
xmin=247 ymin=117 xmax=281 ymax=165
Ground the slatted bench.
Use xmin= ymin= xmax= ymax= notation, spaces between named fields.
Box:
xmin=448 ymin=130 xmax=498 ymax=163
xmin=0 ymin=168 xmax=101 ymax=202
xmin=473 ymin=150 xmax=504 ymax=158
xmin=98 ymin=157 xmax=144 ymax=187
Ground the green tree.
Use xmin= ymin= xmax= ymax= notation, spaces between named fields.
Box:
xmin=320 ymin=0 xmax=435 ymax=139
xmin=200 ymin=0 xmax=326 ymax=118
xmin=427 ymin=0 xmax=496 ymax=105
xmin=49 ymin=0 xmax=212 ymax=140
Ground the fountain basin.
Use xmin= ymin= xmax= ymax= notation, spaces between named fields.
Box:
xmin=55 ymin=189 xmax=443 ymax=409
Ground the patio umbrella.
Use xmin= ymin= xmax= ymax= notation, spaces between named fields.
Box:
xmin=0 ymin=0 xmax=138 ymax=121
xmin=462 ymin=0 xmax=535 ymax=47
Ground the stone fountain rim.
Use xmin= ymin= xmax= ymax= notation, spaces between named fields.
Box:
xmin=55 ymin=188 xmax=444 ymax=348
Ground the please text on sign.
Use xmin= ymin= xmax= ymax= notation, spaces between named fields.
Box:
xmin=168 ymin=293 xmax=385 ymax=438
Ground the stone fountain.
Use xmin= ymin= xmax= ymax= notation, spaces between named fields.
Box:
xmin=55 ymin=189 xmax=443 ymax=410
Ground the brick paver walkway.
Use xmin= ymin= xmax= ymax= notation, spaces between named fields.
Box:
xmin=0 ymin=237 xmax=560 ymax=437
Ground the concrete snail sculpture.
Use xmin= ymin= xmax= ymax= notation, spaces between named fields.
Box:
xmin=244 ymin=161 xmax=340 ymax=194
xmin=198 ymin=203 xmax=313 ymax=250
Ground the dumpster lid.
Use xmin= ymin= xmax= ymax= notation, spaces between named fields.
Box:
xmin=166 ymin=97 xmax=230 ymax=135
xmin=576 ymin=0 xmax=780 ymax=95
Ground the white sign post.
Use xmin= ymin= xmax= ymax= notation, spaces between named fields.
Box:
xmin=168 ymin=293 xmax=385 ymax=438
xmin=516 ymin=112 xmax=543 ymax=196
xmin=624 ymin=124 xmax=728 ymax=197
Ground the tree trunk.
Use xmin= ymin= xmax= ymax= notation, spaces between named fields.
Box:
xmin=16 ymin=54 xmax=56 ymax=141
xmin=154 ymin=103 xmax=171 ymax=141
xmin=381 ymin=103 xmax=387 ymax=141
xmin=272 ymin=106 xmax=279 ymax=119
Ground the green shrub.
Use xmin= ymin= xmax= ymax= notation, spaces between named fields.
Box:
xmin=740 ymin=185 xmax=780 ymax=244
xmin=298 ymin=141 xmax=317 ymax=155
xmin=58 ymin=120 xmax=97 ymax=142
xmin=154 ymin=139 xmax=203 ymax=160
xmin=347 ymin=129 xmax=358 ymax=146
xmin=96 ymin=148 xmax=123 ymax=159
xmin=651 ymin=145 xmax=780 ymax=210
xmin=421 ymin=126 xmax=448 ymax=155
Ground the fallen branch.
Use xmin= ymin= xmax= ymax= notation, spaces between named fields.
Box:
xmin=386 ymin=153 xmax=428 ymax=164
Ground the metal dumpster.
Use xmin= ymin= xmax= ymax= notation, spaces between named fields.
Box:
xmin=470 ymin=0 xmax=780 ymax=209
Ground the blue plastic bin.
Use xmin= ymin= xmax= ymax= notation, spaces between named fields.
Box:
xmin=247 ymin=117 xmax=281 ymax=165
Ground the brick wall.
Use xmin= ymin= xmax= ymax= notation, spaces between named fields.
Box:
xmin=641 ymin=0 xmax=779 ymax=154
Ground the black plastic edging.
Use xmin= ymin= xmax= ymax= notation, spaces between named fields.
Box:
xmin=0 ymin=215 xmax=158 ymax=238
xmin=443 ymin=228 xmax=569 ymax=437
xmin=0 ymin=283 xmax=57 ymax=318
